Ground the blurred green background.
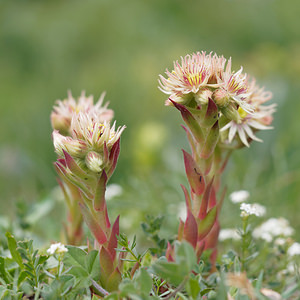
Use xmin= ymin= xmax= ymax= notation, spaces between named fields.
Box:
xmin=0 ymin=0 xmax=299 ymax=242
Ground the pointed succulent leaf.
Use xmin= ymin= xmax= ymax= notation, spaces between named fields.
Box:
xmin=198 ymin=177 xmax=214 ymax=220
xmin=197 ymin=206 xmax=217 ymax=240
xmin=200 ymin=120 xmax=219 ymax=159
xmin=106 ymin=267 xmax=122 ymax=292
xmin=182 ymin=150 xmax=205 ymax=195
xmin=63 ymin=149 xmax=89 ymax=180
xmin=202 ymin=98 xmax=218 ymax=128
xmin=170 ymin=100 xmax=204 ymax=144
xmin=94 ymin=170 xmax=108 ymax=211
xmin=183 ymin=210 xmax=198 ymax=249
xmin=166 ymin=242 xmax=174 ymax=262
xmin=178 ymin=219 xmax=184 ymax=241
xmin=181 ymin=125 xmax=196 ymax=156
xmin=79 ymin=203 xmax=107 ymax=244
xmin=180 ymin=184 xmax=192 ymax=211
xmin=100 ymin=246 xmax=114 ymax=279
xmin=107 ymin=139 xmax=120 ymax=177
xmin=107 ymin=216 xmax=120 ymax=261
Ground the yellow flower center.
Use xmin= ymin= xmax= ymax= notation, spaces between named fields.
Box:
xmin=238 ymin=107 xmax=248 ymax=119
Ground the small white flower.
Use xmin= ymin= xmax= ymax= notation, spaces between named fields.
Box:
xmin=253 ymin=218 xmax=294 ymax=242
xmin=177 ymin=202 xmax=187 ymax=222
xmin=229 ymin=190 xmax=250 ymax=203
xmin=287 ymin=242 xmax=300 ymax=257
xmin=274 ymin=238 xmax=286 ymax=246
xmin=240 ymin=203 xmax=266 ymax=217
xmin=47 ymin=243 xmax=68 ymax=255
xmin=219 ymin=229 xmax=240 ymax=241
xmin=106 ymin=184 xmax=123 ymax=201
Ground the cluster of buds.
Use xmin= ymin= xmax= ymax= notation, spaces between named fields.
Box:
xmin=51 ymin=91 xmax=125 ymax=291
xmin=159 ymin=52 xmax=275 ymax=264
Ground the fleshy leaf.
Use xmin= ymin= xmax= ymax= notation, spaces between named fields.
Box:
xmin=197 ymin=206 xmax=217 ymax=240
xmin=107 ymin=216 xmax=120 ymax=260
xmin=170 ymin=100 xmax=204 ymax=144
xmin=79 ymin=203 xmax=107 ymax=244
xmin=182 ymin=150 xmax=205 ymax=195
xmin=200 ymin=120 xmax=219 ymax=159
xmin=180 ymin=184 xmax=192 ymax=211
xmin=202 ymin=98 xmax=218 ymax=128
xmin=94 ymin=170 xmax=108 ymax=211
xmin=107 ymin=139 xmax=120 ymax=177
xmin=106 ymin=267 xmax=122 ymax=292
xmin=100 ymin=246 xmax=114 ymax=279
xmin=183 ymin=210 xmax=198 ymax=249
xmin=198 ymin=177 xmax=214 ymax=220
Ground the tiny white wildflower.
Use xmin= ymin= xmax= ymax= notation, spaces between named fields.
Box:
xmin=106 ymin=184 xmax=123 ymax=201
xmin=177 ymin=201 xmax=187 ymax=222
xmin=47 ymin=242 xmax=68 ymax=255
xmin=253 ymin=218 xmax=294 ymax=242
xmin=287 ymin=242 xmax=300 ymax=257
xmin=240 ymin=203 xmax=266 ymax=217
xmin=230 ymin=190 xmax=250 ymax=203
xmin=274 ymin=238 xmax=286 ymax=246
xmin=219 ymin=228 xmax=240 ymax=241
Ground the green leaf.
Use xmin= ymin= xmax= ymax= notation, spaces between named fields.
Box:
xmin=64 ymin=245 xmax=87 ymax=270
xmin=5 ymin=232 xmax=24 ymax=269
xmin=151 ymin=257 xmax=186 ymax=286
xmin=134 ymin=268 xmax=153 ymax=294
xmin=86 ymin=250 xmax=101 ymax=281
xmin=175 ymin=241 xmax=197 ymax=273
xmin=186 ymin=277 xmax=200 ymax=299
xmin=0 ymin=257 xmax=11 ymax=284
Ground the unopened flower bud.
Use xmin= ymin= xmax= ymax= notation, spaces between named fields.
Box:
xmin=221 ymin=104 xmax=241 ymax=123
xmin=53 ymin=131 xmax=88 ymax=158
xmin=195 ymin=88 xmax=213 ymax=105
xmin=213 ymin=88 xmax=230 ymax=107
xmin=85 ymin=151 xmax=103 ymax=173
xmin=50 ymin=112 xmax=70 ymax=136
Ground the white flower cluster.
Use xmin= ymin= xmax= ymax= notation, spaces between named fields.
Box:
xmin=240 ymin=203 xmax=266 ymax=217
xmin=252 ymin=218 xmax=294 ymax=242
xmin=287 ymin=242 xmax=300 ymax=257
xmin=219 ymin=228 xmax=240 ymax=241
xmin=229 ymin=190 xmax=250 ymax=204
xmin=47 ymin=242 xmax=68 ymax=255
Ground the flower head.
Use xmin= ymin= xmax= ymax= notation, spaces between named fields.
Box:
xmin=240 ymin=203 xmax=266 ymax=217
xmin=220 ymin=79 xmax=275 ymax=147
xmin=47 ymin=242 xmax=68 ymax=255
xmin=253 ymin=218 xmax=294 ymax=242
xmin=53 ymin=113 xmax=125 ymax=175
xmin=158 ymin=51 xmax=212 ymax=104
xmin=51 ymin=91 xmax=114 ymax=135
xmin=229 ymin=190 xmax=250 ymax=204
xmin=287 ymin=242 xmax=300 ymax=257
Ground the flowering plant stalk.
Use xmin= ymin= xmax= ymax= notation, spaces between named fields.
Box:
xmin=159 ymin=51 xmax=275 ymax=265
xmin=51 ymin=92 xmax=126 ymax=292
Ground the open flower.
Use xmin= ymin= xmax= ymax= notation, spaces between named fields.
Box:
xmin=47 ymin=242 xmax=68 ymax=255
xmin=158 ymin=51 xmax=212 ymax=104
xmin=51 ymin=91 xmax=114 ymax=135
xmin=253 ymin=218 xmax=294 ymax=242
xmin=220 ymin=80 xmax=275 ymax=147
xmin=240 ymin=203 xmax=266 ymax=217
